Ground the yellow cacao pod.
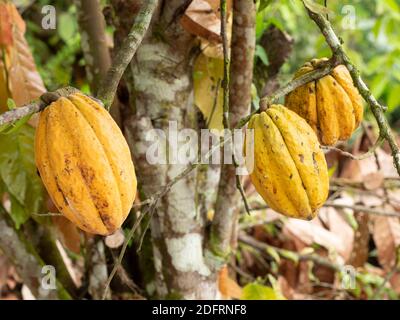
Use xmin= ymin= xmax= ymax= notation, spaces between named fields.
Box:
xmin=285 ymin=58 xmax=363 ymax=146
xmin=35 ymin=92 xmax=137 ymax=235
xmin=246 ymin=105 xmax=329 ymax=220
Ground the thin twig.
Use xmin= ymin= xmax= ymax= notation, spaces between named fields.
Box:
xmin=250 ymin=201 xmax=400 ymax=218
xmin=102 ymin=207 xmax=150 ymax=300
xmin=322 ymin=135 xmax=385 ymax=160
xmin=239 ymin=232 xmax=341 ymax=271
xmin=372 ymin=266 xmax=399 ymax=299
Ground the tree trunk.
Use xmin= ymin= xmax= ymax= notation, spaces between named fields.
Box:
xmin=123 ymin=1 xmax=219 ymax=299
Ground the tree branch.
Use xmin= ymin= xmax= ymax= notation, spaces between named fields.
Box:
xmin=74 ymin=0 xmax=111 ymax=95
xmin=208 ymin=0 xmax=255 ymax=263
xmin=96 ymin=0 xmax=158 ymax=109
xmin=305 ymin=6 xmax=400 ymax=176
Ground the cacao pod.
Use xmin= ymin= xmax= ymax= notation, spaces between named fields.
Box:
xmin=246 ymin=104 xmax=329 ymax=220
xmin=35 ymin=92 xmax=137 ymax=235
xmin=285 ymin=58 xmax=363 ymax=146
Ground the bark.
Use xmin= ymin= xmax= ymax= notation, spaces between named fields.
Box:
xmin=122 ymin=1 xmax=219 ymax=299
xmin=208 ymin=0 xmax=256 ymax=262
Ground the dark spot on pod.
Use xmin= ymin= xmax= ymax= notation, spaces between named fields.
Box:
xmin=80 ymin=165 xmax=95 ymax=184
xmin=309 ymin=88 xmax=314 ymax=94
xmin=275 ymin=116 xmax=279 ymax=120
xmin=289 ymin=174 xmax=293 ymax=179
xmin=273 ymin=186 xmax=277 ymax=194
xmin=307 ymin=214 xmax=314 ymax=221
xmin=299 ymin=154 xmax=304 ymax=163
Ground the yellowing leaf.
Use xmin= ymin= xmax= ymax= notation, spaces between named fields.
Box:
xmin=193 ymin=53 xmax=224 ymax=131
xmin=0 ymin=59 xmax=10 ymax=112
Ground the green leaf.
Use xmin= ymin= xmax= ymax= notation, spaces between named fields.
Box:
xmin=265 ymin=246 xmax=280 ymax=263
xmin=383 ymin=0 xmax=400 ymax=13
xmin=241 ymin=283 xmax=284 ymax=300
xmin=302 ymin=0 xmax=332 ymax=15
xmin=387 ymin=84 xmax=400 ymax=112
xmin=279 ymin=249 xmax=299 ymax=264
xmin=255 ymin=45 xmax=269 ymax=65
xmin=7 ymin=99 xmax=16 ymax=110
xmin=9 ymin=193 xmax=30 ymax=229
xmin=58 ymin=13 xmax=78 ymax=44
xmin=0 ymin=125 xmax=45 ymax=227
xmin=258 ymin=0 xmax=274 ymax=12
xmin=370 ymin=73 xmax=389 ymax=99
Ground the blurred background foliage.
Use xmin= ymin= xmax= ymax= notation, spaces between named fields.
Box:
xmin=13 ymin=0 xmax=400 ymax=125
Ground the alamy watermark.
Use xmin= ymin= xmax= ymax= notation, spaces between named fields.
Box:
xmin=144 ymin=121 xmax=255 ymax=175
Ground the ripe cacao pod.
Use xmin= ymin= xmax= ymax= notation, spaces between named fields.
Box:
xmin=35 ymin=92 xmax=137 ymax=235
xmin=285 ymin=58 xmax=363 ymax=146
xmin=246 ymin=104 xmax=329 ymax=220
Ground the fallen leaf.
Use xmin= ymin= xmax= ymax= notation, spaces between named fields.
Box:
xmin=284 ymin=219 xmax=347 ymax=260
xmin=52 ymin=216 xmax=81 ymax=254
xmin=348 ymin=212 xmax=370 ymax=267
xmin=363 ymin=172 xmax=384 ymax=190
xmin=319 ymin=206 xmax=354 ymax=262
xmin=372 ymin=212 xmax=400 ymax=270
xmin=218 ymin=265 xmax=243 ymax=299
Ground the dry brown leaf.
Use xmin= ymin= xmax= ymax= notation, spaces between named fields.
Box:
xmin=349 ymin=212 xmax=370 ymax=267
xmin=283 ymin=218 xmax=347 ymax=260
xmin=48 ymin=198 xmax=81 ymax=254
xmin=52 ymin=216 xmax=81 ymax=254
xmin=218 ymin=265 xmax=242 ymax=299
xmin=0 ymin=2 xmax=45 ymax=112
xmin=372 ymin=212 xmax=400 ymax=270
xmin=181 ymin=0 xmax=221 ymax=43
xmin=319 ymin=207 xmax=354 ymax=262
xmin=363 ymin=172 xmax=385 ymax=190
xmin=8 ymin=26 xmax=46 ymax=107
xmin=389 ymin=273 xmax=400 ymax=294
xmin=0 ymin=3 xmax=13 ymax=46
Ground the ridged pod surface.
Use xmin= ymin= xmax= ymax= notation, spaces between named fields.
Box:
xmin=285 ymin=58 xmax=363 ymax=145
xmin=35 ymin=92 xmax=137 ymax=235
xmin=246 ymin=105 xmax=329 ymax=220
